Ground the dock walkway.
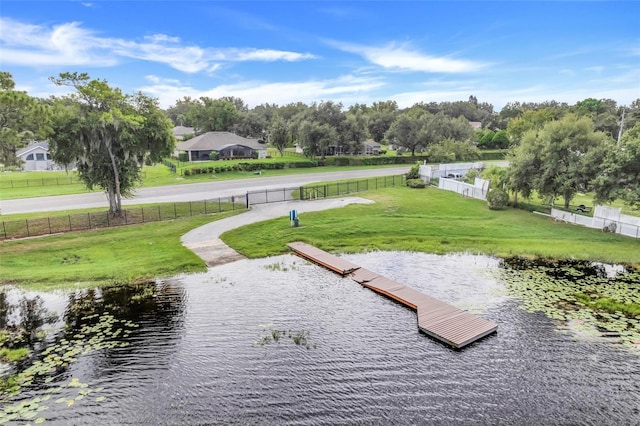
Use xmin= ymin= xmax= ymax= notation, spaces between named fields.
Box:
xmin=288 ymin=242 xmax=497 ymax=349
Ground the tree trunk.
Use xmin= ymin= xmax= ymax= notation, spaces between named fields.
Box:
xmin=106 ymin=186 xmax=118 ymax=214
xmin=105 ymin=142 xmax=122 ymax=216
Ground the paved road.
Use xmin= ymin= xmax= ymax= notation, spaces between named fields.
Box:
xmin=0 ymin=167 xmax=409 ymax=215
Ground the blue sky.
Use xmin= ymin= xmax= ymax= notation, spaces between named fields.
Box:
xmin=1 ymin=1 xmax=639 ymax=111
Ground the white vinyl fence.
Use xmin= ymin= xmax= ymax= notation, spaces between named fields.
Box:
xmin=438 ymin=177 xmax=490 ymax=200
xmin=551 ymin=206 xmax=640 ymax=239
xmin=420 ymin=162 xmax=484 ymax=180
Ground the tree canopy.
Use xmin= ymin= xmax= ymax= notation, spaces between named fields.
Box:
xmin=48 ymin=72 xmax=175 ymax=215
xmin=592 ymin=121 xmax=640 ymax=207
xmin=0 ymin=72 xmax=50 ymax=167
xmin=507 ymin=114 xmax=612 ymax=209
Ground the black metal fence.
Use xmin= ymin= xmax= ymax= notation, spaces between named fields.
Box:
xmin=246 ymin=175 xmax=405 ymax=207
xmin=0 ymin=176 xmax=83 ymax=189
xmin=1 ymin=196 xmax=246 ymax=240
xmin=2 ymin=175 xmax=405 ymax=240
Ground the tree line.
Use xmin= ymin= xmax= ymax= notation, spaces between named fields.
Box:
xmin=1 ymin=70 xmax=639 ymax=214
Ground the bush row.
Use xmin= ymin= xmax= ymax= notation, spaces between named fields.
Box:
xmin=478 ymin=150 xmax=508 ymax=161
xmin=322 ymin=156 xmax=430 ymax=166
xmin=182 ymin=160 xmax=318 ymax=176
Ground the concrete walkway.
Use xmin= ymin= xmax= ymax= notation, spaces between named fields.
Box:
xmin=180 ymin=197 xmax=375 ymax=267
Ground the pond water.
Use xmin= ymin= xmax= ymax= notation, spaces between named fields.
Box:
xmin=2 ymin=252 xmax=639 ymax=425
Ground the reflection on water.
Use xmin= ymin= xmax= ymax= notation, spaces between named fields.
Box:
xmin=1 ymin=253 xmax=639 ymax=425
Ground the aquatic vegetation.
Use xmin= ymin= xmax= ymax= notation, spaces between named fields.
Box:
xmin=498 ymin=257 xmax=640 ymax=351
xmin=264 ymin=262 xmax=288 ymax=272
xmin=256 ymin=325 xmax=316 ymax=350
xmin=263 ymin=261 xmax=299 ymax=272
xmin=0 ymin=347 xmax=29 ymax=362
xmin=0 ymin=312 xmax=136 ymax=424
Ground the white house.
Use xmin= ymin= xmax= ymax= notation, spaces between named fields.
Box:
xmin=16 ymin=141 xmax=58 ymax=171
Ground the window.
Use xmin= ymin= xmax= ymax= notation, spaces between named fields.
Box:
xmin=36 ymin=153 xmax=45 ymax=161
xmin=46 ymin=153 xmax=52 ymax=160
xmin=26 ymin=154 xmax=34 ymax=160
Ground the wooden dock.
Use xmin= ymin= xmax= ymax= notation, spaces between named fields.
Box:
xmin=288 ymin=242 xmax=497 ymax=349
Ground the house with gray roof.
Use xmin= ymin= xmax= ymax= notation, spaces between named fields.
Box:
xmin=172 ymin=126 xmax=195 ymax=140
xmin=176 ymin=132 xmax=267 ymax=161
xmin=362 ymin=140 xmax=382 ymax=155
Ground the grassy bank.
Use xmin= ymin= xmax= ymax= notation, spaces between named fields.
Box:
xmin=2 ymin=186 xmax=638 ymax=290
xmin=0 ymin=211 xmax=242 ymax=290
xmin=222 ymin=187 xmax=640 ymax=266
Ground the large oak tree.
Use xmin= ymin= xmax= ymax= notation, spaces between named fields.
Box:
xmin=48 ymin=72 xmax=175 ymax=215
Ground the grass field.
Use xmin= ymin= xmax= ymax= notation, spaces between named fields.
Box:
xmin=222 ymin=186 xmax=640 ymax=265
xmin=2 ymin=184 xmax=637 ymax=291
xmin=0 ymin=211 xmax=243 ymax=290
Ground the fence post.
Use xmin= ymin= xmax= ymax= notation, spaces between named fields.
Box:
xmin=107 ymin=212 xmax=110 ymax=227
xmin=205 ymin=200 xmax=208 ymax=214
xmin=26 ymin=219 xmax=30 ymax=237
xmin=68 ymin=215 xmax=72 ymax=232
xmin=2 ymin=221 xmax=5 ymax=239
xmin=174 ymin=203 xmax=177 ymax=219
xmin=246 ymin=193 xmax=249 ymax=209
xmin=142 ymin=207 xmax=145 ymax=223
xmin=125 ymin=210 xmax=128 ymax=225
xmin=158 ymin=205 xmax=161 ymax=221
xmin=190 ymin=201 xmax=193 ymax=216
xmin=88 ymin=212 xmax=91 ymax=229
xmin=48 ymin=217 xmax=52 ymax=235
xmin=300 ymin=186 xmax=304 ymax=200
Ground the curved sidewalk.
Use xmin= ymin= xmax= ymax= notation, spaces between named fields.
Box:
xmin=180 ymin=197 xmax=375 ymax=267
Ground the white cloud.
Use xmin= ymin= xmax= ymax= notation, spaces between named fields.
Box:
xmin=0 ymin=18 xmax=316 ymax=73
xmin=144 ymin=34 xmax=181 ymax=44
xmin=232 ymin=49 xmax=316 ymax=62
xmin=0 ymin=19 xmax=116 ymax=66
xmin=138 ymin=75 xmax=385 ymax=109
xmin=585 ymin=66 xmax=604 ymax=73
xmin=327 ymin=40 xmax=486 ymax=73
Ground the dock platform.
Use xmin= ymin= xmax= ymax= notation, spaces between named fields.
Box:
xmin=288 ymin=242 xmax=497 ymax=349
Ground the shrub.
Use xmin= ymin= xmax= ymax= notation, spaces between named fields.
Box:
xmin=406 ymin=179 xmax=426 ymax=188
xmin=487 ymin=189 xmax=509 ymax=210
xmin=406 ymin=163 xmax=420 ymax=180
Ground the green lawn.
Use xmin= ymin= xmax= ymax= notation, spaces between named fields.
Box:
xmin=222 ymin=186 xmax=640 ymax=265
xmin=0 ymin=211 xmax=242 ymax=290
xmin=2 ymin=185 xmax=638 ymax=291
